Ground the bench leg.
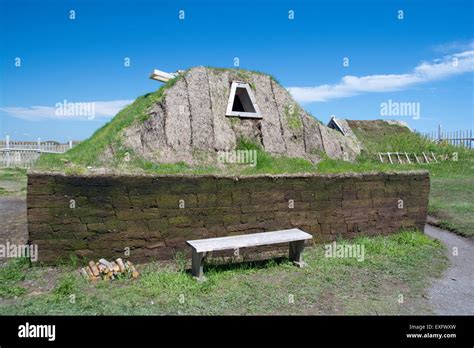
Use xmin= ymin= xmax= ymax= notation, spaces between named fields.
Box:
xmin=289 ymin=240 xmax=307 ymax=268
xmin=191 ymin=249 xmax=207 ymax=281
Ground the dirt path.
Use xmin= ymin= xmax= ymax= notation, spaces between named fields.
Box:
xmin=0 ymin=196 xmax=27 ymax=266
xmin=425 ymin=224 xmax=474 ymax=315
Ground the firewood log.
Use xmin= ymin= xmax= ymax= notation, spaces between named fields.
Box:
xmin=89 ymin=261 xmax=100 ymax=276
xmin=98 ymin=264 xmax=107 ymax=273
xmin=79 ymin=258 xmax=140 ymax=281
xmin=79 ymin=267 xmax=89 ymax=279
xmin=85 ymin=266 xmax=94 ymax=278
xmin=111 ymin=262 xmax=120 ymax=273
xmin=115 ymin=258 xmax=126 ymax=272
xmin=99 ymin=258 xmax=114 ymax=272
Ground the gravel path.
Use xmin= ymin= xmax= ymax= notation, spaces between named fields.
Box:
xmin=425 ymin=224 xmax=474 ymax=315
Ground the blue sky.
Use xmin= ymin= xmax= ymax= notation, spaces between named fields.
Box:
xmin=0 ymin=0 xmax=473 ymax=142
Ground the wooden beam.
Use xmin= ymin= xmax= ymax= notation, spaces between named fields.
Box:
xmin=414 ymin=153 xmax=420 ymax=164
xmin=422 ymin=152 xmax=430 ymax=164
xmin=404 ymin=152 xmax=411 ymax=164
xmin=149 ymin=69 xmax=176 ymax=83
xmin=396 ymin=152 xmax=402 ymax=164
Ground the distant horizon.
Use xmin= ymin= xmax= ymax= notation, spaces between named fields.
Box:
xmin=1 ymin=0 xmax=473 ymax=142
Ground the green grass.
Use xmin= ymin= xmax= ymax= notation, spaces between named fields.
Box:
xmin=52 ymin=274 xmax=80 ymax=298
xmin=35 ymin=76 xmax=183 ymax=172
xmin=428 ymin=172 xmax=474 ymax=237
xmin=0 ymin=168 xmax=27 ymax=196
xmin=236 ymin=138 xmax=317 ymax=175
xmin=0 ymin=167 xmax=27 ymax=181
xmin=132 ymin=158 xmax=220 ymax=175
xmin=33 ymin=114 xmax=467 ymax=177
xmin=0 ymin=258 xmax=30 ymax=298
xmin=0 ymin=230 xmax=448 ymax=315
xmin=284 ymin=104 xmax=303 ymax=131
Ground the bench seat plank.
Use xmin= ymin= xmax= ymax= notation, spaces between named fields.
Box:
xmin=186 ymin=228 xmax=312 ymax=253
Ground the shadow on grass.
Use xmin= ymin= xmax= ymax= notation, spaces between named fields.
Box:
xmin=186 ymin=256 xmax=290 ymax=277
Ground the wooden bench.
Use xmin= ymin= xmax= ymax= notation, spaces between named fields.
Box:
xmin=186 ymin=228 xmax=313 ymax=281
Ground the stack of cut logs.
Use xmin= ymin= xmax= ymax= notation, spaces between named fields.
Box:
xmin=79 ymin=258 xmax=139 ymax=281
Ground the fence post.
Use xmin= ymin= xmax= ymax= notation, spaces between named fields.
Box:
xmin=437 ymin=124 xmax=442 ymax=142
xmin=69 ymin=140 xmax=73 ymax=149
xmin=6 ymin=135 xmax=10 ymax=167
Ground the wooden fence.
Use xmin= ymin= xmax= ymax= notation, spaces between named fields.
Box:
xmin=0 ymin=136 xmax=76 ymax=168
xmin=377 ymin=152 xmax=439 ymax=164
xmin=421 ymin=126 xmax=473 ymax=149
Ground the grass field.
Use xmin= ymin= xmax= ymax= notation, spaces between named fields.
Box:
xmin=0 ymin=230 xmax=447 ymax=315
xmin=347 ymin=123 xmax=474 ymax=237
xmin=0 ymin=167 xmax=27 ymax=197
xmin=428 ymin=172 xmax=474 ymax=237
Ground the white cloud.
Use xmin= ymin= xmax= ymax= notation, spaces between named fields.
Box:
xmin=432 ymin=40 xmax=474 ymax=54
xmin=288 ymin=46 xmax=474 ymax=103
xmin=0 ymin=99 xmax=133 ymax=121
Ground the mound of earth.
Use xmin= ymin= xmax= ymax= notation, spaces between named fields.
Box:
xmin=346 ymin=119 xmax=411 ymax=136
xmin=105 ymin=66 xmax=360 ymax=166
xmin=39 ymin=67 xmax=364 ymax=171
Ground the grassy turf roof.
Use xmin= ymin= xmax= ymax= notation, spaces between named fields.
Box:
xmin=35 ymin=67 xmax=324 ymax=175
xmin=34 ymin=68 xmax=473 ymax=176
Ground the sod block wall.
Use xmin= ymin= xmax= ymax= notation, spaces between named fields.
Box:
xmin=27 ymin=171 xmax=430 ymax=263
